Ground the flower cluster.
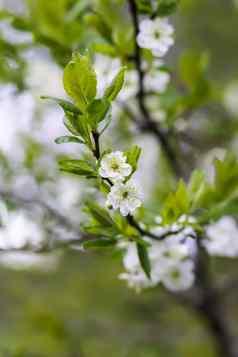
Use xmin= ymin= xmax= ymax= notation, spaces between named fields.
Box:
xmin=119 ymin=215 xmax=197 ymax=292
xmin=99 ymin=151 xmax=141 ymax=216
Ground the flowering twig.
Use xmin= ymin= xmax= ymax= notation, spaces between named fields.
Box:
xmin=91 ymin=128 xmax=179 ymax=241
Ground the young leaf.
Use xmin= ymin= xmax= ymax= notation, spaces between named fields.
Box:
xmin=58 ymin=159 xmax=96 ymax=178
xmin=93 ymin=43 xmax=117 ymax=57
xmin=55 ymin=136 xmax=84 ymax=144
xmin=87 ymin=98 xmax=111 ymax=130
xmin=125 ymin=145 xmax=142 ymax=175
xmin=162 ymin=180 xmax=190 ymax=223
xmin=136 ymin=0 xmax=153 ymax=14
xmin=157 ymin=0 xmax=179 ymax=16
xmin=63 ymin=112 xmax=81 ymax=136
xmin=137 ymin=243 xmax=151 ymax=279
xmin=84 ymin=13 xmax=112 ymax=43
xmin=76 ymin=113 xmax=93 ymax=148
xmin=63 ymin=112 xmax=92 ymax=149
xmin=41 ymin=96 xmax=82 ymax=115
xmin=63 ymin=53 xmax=97 ymax=112
xmin=86 ymin=202 xmax=115 ymax=227
xmin=104 ymin=66 xmax=126 ymax=101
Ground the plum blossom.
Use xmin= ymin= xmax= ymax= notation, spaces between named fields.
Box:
xmin=99 ymin=151 xmax=132 ymax=182
xmin=106 ymin=182 xmax=141 ymax=216
xmin=203 ymin=216 xmax=238 ymax=257
xmin=137 ymin=18 xmax=174 ymax=57
xmin=160 ymin=260 xmax=195 ymax=292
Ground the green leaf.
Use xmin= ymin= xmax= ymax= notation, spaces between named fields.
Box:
xmin=93 ymin=43 xmax=117 ymax=57
xmin=58 ymin=159 xmax=96 ymax=178
xmin=162 ymin=180 xmax=190 ymax=223
xmin=157 ymin=0 xmax=179 ymax=16
xmin=63 ymin=112 xmax=81 ymax=136
xmin=179 ymin=51 xmax=210 ymax=90
xmin=84 ymin=13 xmax=112 ymax=43
xmin=40 ymin=96 xmax=82 ymax=115
xmin=188 ymin=170 xmax=206 ymax=209
xmin=83 ymin=238 xmax=116 ymax=249
xmin=87 ymin=98 xmax=111 ymax=130
xmin=55 ymin=136 xmax=84 ymax=144
xmin=63 ymin=53 xmax=97 ymax=112
xmin=137 ymin=243 xmax=151 ymax=279
xmin=125 ymin=145 xmax=142 ymax=175
xmin=104 ymin=66 xmax=126 ymax=101
xmin=86 ymin=202 xmax=115 ymax=227
xmin=136 ymin=0 xmax=153 ymax=14
xmin=75 ymin=113 xmax=93 ymax=147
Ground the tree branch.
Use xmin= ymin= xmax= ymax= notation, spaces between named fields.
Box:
xmin=127 ymin=0 xmax=182 ymax=178
xmin=194 ymin=242 xmax=237 ymax=357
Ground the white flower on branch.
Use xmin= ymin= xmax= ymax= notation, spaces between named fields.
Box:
xmin=106 ymin=182 xmax=141 ymax=216
xmin=203 ymin=216 xmax=238 ymax=257
xmin=99 ymin=151 xmax=132 ymax=182
xmin=160 ymin=260 xmax=195 ymax=292
xmin=137 ymin=18 xmax=174 ymax=57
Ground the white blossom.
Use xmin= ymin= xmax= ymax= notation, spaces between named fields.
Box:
xmin=137 ymin=18 xmax=174 ymax=57
xmin=99 ymin=151 xmax=132 ymax=182
xmin=161 ymin=260 xmax=195 ymax=292
xmin=203 ymin=216 xmax=238 ymax=257
xmin=106 ymin=182 xmax=141 ymax=216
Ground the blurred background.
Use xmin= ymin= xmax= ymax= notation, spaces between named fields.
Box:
xmin=0 ymin=0 xmax=238 ymax=356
